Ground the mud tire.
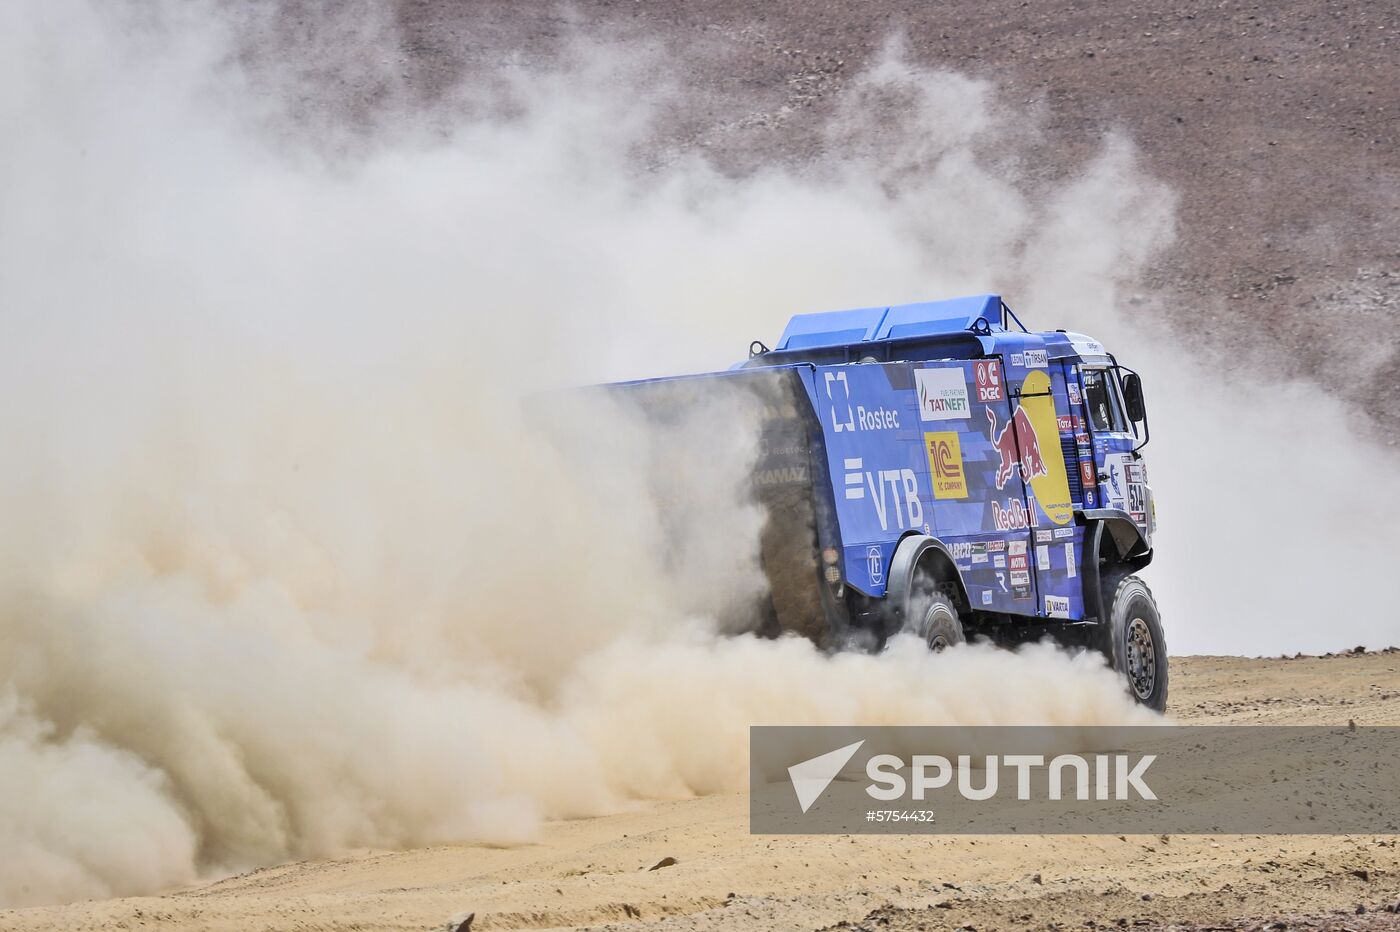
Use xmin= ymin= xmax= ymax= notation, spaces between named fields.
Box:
xmin=903 ymin=583 xmax=966 ymax=651
xmin=1097 ymin=574 xmax=1168 ymax=712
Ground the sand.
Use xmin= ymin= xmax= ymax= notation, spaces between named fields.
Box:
xmin=3 ymin=650 xmax=1397 ymax=932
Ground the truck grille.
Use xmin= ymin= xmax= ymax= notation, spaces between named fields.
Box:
xmin=1061 ymin=434 xmax=1083 ymax=505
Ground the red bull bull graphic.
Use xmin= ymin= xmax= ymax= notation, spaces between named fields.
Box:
xmin=987 ymin=405 xmax=1048 ymax=490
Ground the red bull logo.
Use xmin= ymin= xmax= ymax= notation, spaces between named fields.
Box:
xmin=987 ymin=406 xmax=1048 ymax=490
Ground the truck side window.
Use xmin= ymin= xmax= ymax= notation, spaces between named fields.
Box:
xmin=1082 ymin=369 xmax=1125 ymax=432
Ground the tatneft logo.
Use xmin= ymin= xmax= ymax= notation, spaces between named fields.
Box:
xmin=914 ymin=368 xmax=970 ymax=421
xmin=788 ymin=745 xmax=1158 ymax=814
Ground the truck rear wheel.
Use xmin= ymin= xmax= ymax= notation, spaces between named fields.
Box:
xmin=905 ymin=585 xmax=966 ymax=651
xmin=1097 ymin=575 xmax=1168 ymax=712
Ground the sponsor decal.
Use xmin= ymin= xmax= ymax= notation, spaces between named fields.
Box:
xmin=867 ymin=546 xmax=884 ymax=586
xmin=1008 ymin=540 xmax=1027 ymax=556
xmin=1085 ymin=490 xmax=1096 ymax=507
xmin=973 ymin=360 xmax=1004 ymax=402
xmin=1010 ymin=353 xmax=1023 ymax=367
xmin=1036 ymin=545 xmax=1051 ymax=571
xmin=844 ymin=458 xmax=926 ymax=531
xmin=988 ymin=407 xmax=1047 ymax=489
xmin=1045 ymin=595 xmax=1071 ymax=618
xmin=953 ymin=542 xmax=989 ymax=566
xmin=985 ymin=539 xmax=1006 ymax=552
xmin=1009 ymin=545 xmax=1031 ymax=591
xmin=1035 ymin=529 xmax=1052 ymax=543
xmin=1080 ymin=460 xmax=1097 ymax=488
xmin=1056 ymin=414 xmax=1082 ymax=432
xmin=753 ymin=465 xmax=810 ymax=488
xmin=982 ymin=590 xmax=993 ymax=605
xmin=1075 ymin=432 xmax=1091 ymax=446
xmin=924 ymin=431 xmax=968 ymax=500
xmin=1022 ymin=349 xmax=1048 ymax=368
xmin=992 ymin=498 xmax=1029 ymax=530
xmin=1067 ymin=381 xmax=1082 ymax=406
xmin=824 ymin=371 xmax=855 ymax=433
xmin=915 ymin=368 xmax=971 ymax=421
xmin=986 ymin=371 xmax=1074 ymax=526
xmin=823 ymin=371 xmax=904 ymax=432
xmin=1106 ymin=461 xmax=1123 ymax=500
xmin=855 ymin=406 xmax=901 ymax=430
xmin=993 ymin=554 xmax=1005 ymax=568
xmin=1065 ymin=542 xmax=1076 ymax=578
xmin=1054 ymin=527 xmax=1074 ymax=540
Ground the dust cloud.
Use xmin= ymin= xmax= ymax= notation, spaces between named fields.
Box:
xmin=0 ymin=0 xmax=1389 ymax=910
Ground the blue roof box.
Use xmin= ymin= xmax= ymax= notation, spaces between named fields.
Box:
xmin=776 ymin=294 xmax=1002 ymax=351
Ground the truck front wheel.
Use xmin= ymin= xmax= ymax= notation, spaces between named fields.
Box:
xmin=905 ymin=585 xmax=966 ymax=651
xmin=1097 ymin=575 xmax=1168 ymax=712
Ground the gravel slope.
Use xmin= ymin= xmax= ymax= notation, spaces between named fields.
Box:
xmin=375 ymin=0 xmax=1399 ymax=425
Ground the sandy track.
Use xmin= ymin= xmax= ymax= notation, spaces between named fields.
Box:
xmin=3 ymin=651 xmax=1397 ymax=932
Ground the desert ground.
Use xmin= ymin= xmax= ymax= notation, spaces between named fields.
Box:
xmin=5 ymin=1 xmax=1399 ymax=929
xmin=3 ymin=650 xmax=1396 ymax=932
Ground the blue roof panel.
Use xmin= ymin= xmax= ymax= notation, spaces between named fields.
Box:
xmin=874 ymin=294 xmax=1002 ymax=341
xmin=776 ymin=305 xmax=888 ymax=351
xmin=776 ymin=294 xmax=1003 ymax=352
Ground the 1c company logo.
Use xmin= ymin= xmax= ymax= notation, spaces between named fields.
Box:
xmin=924 ymin=431 xmax=967 ymax=500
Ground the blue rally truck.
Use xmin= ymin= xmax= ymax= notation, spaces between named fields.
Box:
xmin=613 ymin=294 xmax=1166 ymax=710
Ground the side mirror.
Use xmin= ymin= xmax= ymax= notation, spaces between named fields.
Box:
xmin=1121 ymin=372 xmax=1145 ymax=423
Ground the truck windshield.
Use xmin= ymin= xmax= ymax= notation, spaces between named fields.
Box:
xmin=1082 ymin=369 xmax=1127 ymax=432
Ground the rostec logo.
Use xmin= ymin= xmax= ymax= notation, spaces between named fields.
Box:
xmin=973 ymin=360 xmax=1004 ymax=402
xmin=843 ymin=458 xmax=925 ymax=532
xmin=986 ymin=406 xmax=1048 ymax=490
xmin=856 ymin=406 xmax=901 ymax=430
xmin=914 ymin=368 xmax=970 ymax=421
xmin=825 ymin=371 xmax=855 ymax=433
xmin=824 ymin=370 xmax=901 ymax=432
xmin=923 ymin=431 xmax=967 ymax=500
